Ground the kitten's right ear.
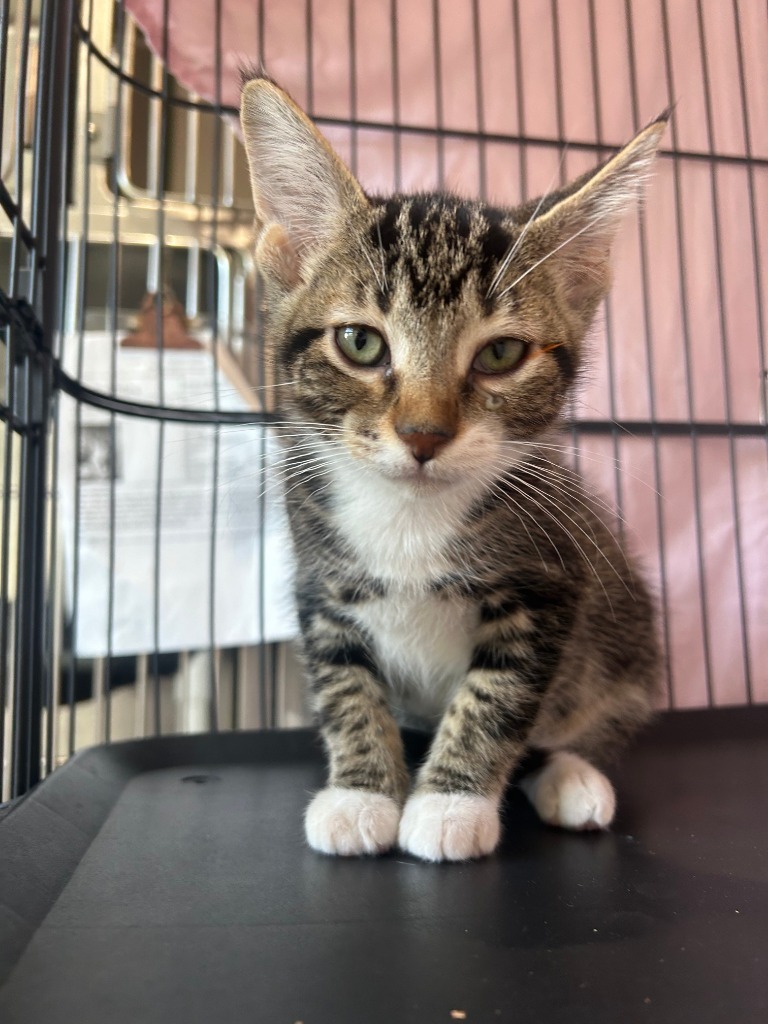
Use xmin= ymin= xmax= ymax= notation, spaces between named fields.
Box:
xmin=240 ymin=77 xmax=368 ymax=289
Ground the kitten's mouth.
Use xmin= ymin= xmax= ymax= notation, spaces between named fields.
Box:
xmin=382 ymin=461 xmax=456 ymax=490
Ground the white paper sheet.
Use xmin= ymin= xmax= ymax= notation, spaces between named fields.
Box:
xmin=58 ymin=333 xmax=297 ymax=658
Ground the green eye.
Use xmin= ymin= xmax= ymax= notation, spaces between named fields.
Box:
xmin=335 ymin=325 xmax=388 ymax=367
xmin=473 ymin=338 xmax=527 ymax=374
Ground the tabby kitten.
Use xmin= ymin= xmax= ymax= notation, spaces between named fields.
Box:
xmin=240 ymin=76 xmax=665 ymax=862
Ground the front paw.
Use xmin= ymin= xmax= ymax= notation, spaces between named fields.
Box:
xmin=305 ymin=787 xmax=401 ymax=856
xmin=398 ymin=792 xmax=501 ymax=862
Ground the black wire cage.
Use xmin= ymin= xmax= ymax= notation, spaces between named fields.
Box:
xmin=1 ymin=1 xmax=767 ymax=1021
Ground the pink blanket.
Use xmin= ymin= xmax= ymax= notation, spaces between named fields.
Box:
xmin=125 ymin=0 xmax=768 ymax=708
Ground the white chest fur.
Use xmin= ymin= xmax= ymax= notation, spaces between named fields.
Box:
xmin=351 ymin=587 xmax=478 ymax=722
xmin=329 ymin=462 xmax=480 ymax=721
xmin=329 ymin=459 xmax=480 ymax=584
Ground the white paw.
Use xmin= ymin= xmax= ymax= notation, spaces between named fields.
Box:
xmin=398 ymin=792 xmax=501 ymax=862
xmin=519 ymin=751 xmax=616 ymax=830
xmin=304 ymin=787 xmax=401 ymax=856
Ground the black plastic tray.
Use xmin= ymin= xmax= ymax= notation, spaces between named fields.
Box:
xmin=1 ymin=708 xmax=767 ymax=1023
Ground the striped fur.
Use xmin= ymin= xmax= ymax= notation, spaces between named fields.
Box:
xmin=241 ymin=78 xmax=666 ymax=861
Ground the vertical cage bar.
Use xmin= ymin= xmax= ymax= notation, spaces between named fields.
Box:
xmin=186 ymin=243 xmax=200 ymax=320
xmin=135 ymin=652 xmax=147 ymax=736
xmin=0 ymin=326 xmax=15 ymax=796
xmin=93 ymin=656 xmax=105 ymax=742
xmin=623 ymin=0 xmax=674 ymax=704
xmin=151 ymin=0 xmax=171 ymax=734
xmin=550 ymin=0 xmax=567 ymax=151
xmin=431 ymin=0 xmax=445 ymax=188
xmin=470 ymin=0 xmax=487 ymax=200
xmin=348 ymin=0 xmax=358 ymax=177
xmin=30 ymin=0 xmax=51 ymax=770
xmin=585 ymin=0 xmax=626 ymax=536
xmin=695 ymin=0 xmax=752 ymax=702
xmin=207 ymin=0 xmax=224 ymax=732
xmin=389 ymin=0 xmax=402 ymax=191
xmin=9 ymin=0 xmax=34 ymax=297
xmin=49 ymin=542 xmax=63 ymax=773
xmin=511 ymin=0 xmax=527 ymax=200
xmin=11 ymin=357 xmax=36 ymax=793
xmin=550 ymin=0 xmax=581 ymax=474
xmin=303 ymin=0 xmax=313 ymax=111
xmin=32 ymin=0 xmax=72 ymax=777
xmin=0 ymin=0 xmax=11 ymax=156
xmin=185 ymin=93 xmax=199 ymax=205
xmin=104 ymin=0 xmax=128 ymax=742
xmin=68 ymin=0 xmax=98 ymax=754
xmin=659 ymin=0 xmax=714 ymax=706
xmin=252 ymin=0 xmax=270 ymax=733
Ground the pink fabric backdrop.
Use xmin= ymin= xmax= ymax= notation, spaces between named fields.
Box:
xmin=125 ymin=0 xmax=768 ymax=708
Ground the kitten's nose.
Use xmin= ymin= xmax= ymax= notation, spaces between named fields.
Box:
xmin=395 ymin=425 xmax=454 ymax=464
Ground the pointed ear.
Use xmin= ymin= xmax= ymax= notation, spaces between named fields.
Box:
xmin=528 ymin=112 xmax=668 ymax=319
xmin=240 ymin=77 xmax=368 ymax=288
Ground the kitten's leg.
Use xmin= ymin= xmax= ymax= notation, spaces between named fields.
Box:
xmin=398 ymin=678 xmax=541 ymax=862
xmin=302 ymin=607 xmax=408 ymax=856
xmin=518 ymin=751 xmax=616 ymax=830
xmin=398 ymin=596 xmax=571 ymax=862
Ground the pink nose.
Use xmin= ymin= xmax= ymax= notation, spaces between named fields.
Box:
xmin=395 ymin=426 xmax=454 ymax=464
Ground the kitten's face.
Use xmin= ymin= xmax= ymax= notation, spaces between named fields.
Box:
xmin=271 ymin=193 xmax=581 ymax=491
xmin=240 ymin=78 xmax=665 ymax=492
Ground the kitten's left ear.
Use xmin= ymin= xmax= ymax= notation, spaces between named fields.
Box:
xmin=530 ymin=112 xmax=668 ymax=321
xmin=240 ymin=76 xmax=368 ymax=289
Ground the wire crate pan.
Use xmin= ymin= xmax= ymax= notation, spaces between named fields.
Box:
xmin=1 ymin=707 xmax=766 ymax=1024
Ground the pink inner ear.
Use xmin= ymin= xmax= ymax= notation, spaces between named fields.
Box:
xmin=255 ymin=224 xmax=301 ymax=289
xmin=559 ymin=237 xmax=613 ymax=311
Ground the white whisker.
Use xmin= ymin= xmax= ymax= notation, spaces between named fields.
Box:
xmin=485 ymin=480 xmax=560 ymax=573
xmin=498 ymin=440 xmax=660 ymax=494
xmin=360 ymin=245 xmax=385 ymax=294
xmin=516 ymin=457 xmax=628 ymax=526
xmin=486 ymin=147 xmax=569 ymax=301
xmin=497 ymin=214 xmax=606 ymax=300
xmin=510 ymin=472 xmax=633 ymax=609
